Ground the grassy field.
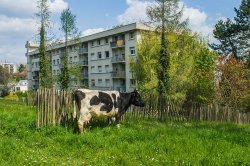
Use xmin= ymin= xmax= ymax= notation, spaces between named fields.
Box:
xmin=0 ymin=99 xmax=249 ymax=165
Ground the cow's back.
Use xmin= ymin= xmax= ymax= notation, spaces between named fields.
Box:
xmin=75 ymin=89 xmax=120 ymax=118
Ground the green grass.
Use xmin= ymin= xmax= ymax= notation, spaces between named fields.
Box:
xmin=0 ymin=99 xmax=250 ymax=165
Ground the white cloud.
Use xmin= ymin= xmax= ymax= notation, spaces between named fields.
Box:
xmin=0 ymin=45 xmax=27 ymax=63
xmin=0 ymin=15 xmax=37 ymax=34
xmin=182 ymin=5 xmax=213 ymax=38
xmin=0 ymin=0 xmax=68 ymax=17
xmin=0 ymin=0 xmax=68 ymax=63
xmin=49 ymin=0 xmax=68 ymax=13
xmin=117 ymin=0 xmax=152 ymax=24
xmin=81 ymin=28 xmax=105 ymax=36
xmin=117 ymin=0 xmax=214 ymax=38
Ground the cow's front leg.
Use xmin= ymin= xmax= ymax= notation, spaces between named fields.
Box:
xmin=78 ymin=107 xmax=92 ymax=133
xmin=115 ymin=113 xmax=122 ymax=128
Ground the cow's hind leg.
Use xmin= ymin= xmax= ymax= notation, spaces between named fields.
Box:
xmin=78 ymin=107 xmax=92 ymax=133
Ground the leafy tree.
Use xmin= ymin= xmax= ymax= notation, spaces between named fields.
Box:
xmin=132 ymin=31 xmax=216 ymax=103
xmin=18 ymin=64 xmax=26 ymax=73
xmin=210 ymin=19 xmax=239 ymax=58
xmin=130 ymin=31 xmax=160 ymax=95
xmin=0 ymin=66 xmax=10 ymax=85
xmin=188 ymin=42 xmax=216 ymax=103
xmin=36 ymin=0 xmax=53 ymax=88
xmin=216 ymin=54 xmax=250 ymax=109
xmin=234 ymin=0 xmax=250 ymax=44
xmin=58 ymin=8 xmax=79 ymax=90
xmin=146 ymin=0 xmax=188 ymax=95
xmin=210 ymin=0 xmax=249 ymax=58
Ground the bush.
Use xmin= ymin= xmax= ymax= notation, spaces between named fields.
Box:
xmin=0 ymin=86 xmax=10 ymax=97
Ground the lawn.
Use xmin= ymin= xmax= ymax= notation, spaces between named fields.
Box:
xmin=0 ymin=99 xmax=249 ymax=165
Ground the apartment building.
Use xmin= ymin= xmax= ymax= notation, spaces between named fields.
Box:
xmin=26 ymin=23 xmax=148 ymax=92
xmin=0 ymin=62 xmax=18 ymax=74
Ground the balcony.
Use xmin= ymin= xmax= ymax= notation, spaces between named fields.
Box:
xmin=79 ymin=47 xmax=88 ymax=54
xmin=114 ymin=86 xmax=126 ymax=92
xmin=111 ymin=55 xmax=125 ymax=63
xmin=90 ymin=86 xmax=112 ymax=91
xmin=79 ymin=60 xmax=88 ymax=66
xmin=111 ymin=71 xmax=125 ymax=78
xmin=81 ymin=73 xmax=89 ymax=78
xmin=110 ymin=40 xmax=125 ymax=48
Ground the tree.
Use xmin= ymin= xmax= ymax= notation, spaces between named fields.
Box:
xmin=0 ymin=66 xmax=10 ymax=85
xmin=216 ymin=54 xmax=250 ymax=109
xmin=188 ymin=42 xmax=216 ymax=103
xmin=146 ymin=0 xmax=188 ymax=95
xmin=130 ymin=31 xmax=160 ymax=95
xmin=36 ymin=0 xmax=53 ymax=88
xmin=132 ymin=31 xmax=216 ymax=103
xmin=18 ymin=64 xmax=26 ymax=73
xmin=210 ymin=0 xmax=249 ymax=58
xmin=210 ymin=19 xmax=239 ymax=58
xmin=58 ymin=8 xmax=79 ymax=90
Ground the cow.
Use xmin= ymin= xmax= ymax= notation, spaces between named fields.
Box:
xmin=74 ymin=89 xmax=145 ymax=133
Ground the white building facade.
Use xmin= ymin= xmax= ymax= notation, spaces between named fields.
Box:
xmin=26 ymin=23 xmax=147 ymax=92
xmin=0 ymin=62 xmax=18 ymax=74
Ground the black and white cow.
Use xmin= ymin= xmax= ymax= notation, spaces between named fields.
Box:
xmin=74 ymin=89 xmax=145 ymax=133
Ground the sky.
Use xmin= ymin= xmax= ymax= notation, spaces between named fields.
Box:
xmin=0 ymin=0 xmax=242 ymax=64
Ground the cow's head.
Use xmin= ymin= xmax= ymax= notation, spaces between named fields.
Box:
xmin=130 ymin=89 xmax=145 ymax=107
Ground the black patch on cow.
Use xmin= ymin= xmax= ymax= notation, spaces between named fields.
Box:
xmin=90 ymin=95 xmax=100 ymax=105
xmin=74 ymin=90 xmax=86 ymax=109
xmin=98 ymin=92 xmax=113 ymax=112
xmin=112 ymin=93 xmax=117 ymax=108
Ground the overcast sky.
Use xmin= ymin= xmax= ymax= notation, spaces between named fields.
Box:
xmin=0 ymin=0 xmax=242 ymax=64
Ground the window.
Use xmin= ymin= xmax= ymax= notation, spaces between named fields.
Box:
xmin=105 ymin=65 xmax=110 ymax=72
xmin=57 ymin=59 xmax=60 ymax=64
xmin=105 ymin=38 xmax=109 ymax=44
xmin=16 ymin=87 xmax=20 ymax=92
xmin=105 ymin=79 xmax=110 ymax=87
xmin=130 ymin=47 xmax=135 ymax=55
xmin=98 ymin=66 xmax=102 ymax=72
xmin=91 ymin=66 xmax=95 ymax=73
xmin=91 ymin=79 xmax=95 ymax=86
xmin=91 ymin=41 xmax=94 ymax=47
xmin=98 ymin=79 xmax=102 ymax=86
xmin=130 ymin=79 xmax=136 ymax=87
xmin=91 ymin=53 xmax=95 ymax=60
xmin=98 ymin=52 xmax=102 ymax=59
xmin=53 ymin=70 xmax=56 ymax=75
xmin=97 ymin=39 xmax=101 ymax=45
xmin=69 ymin=57 xmax=73 ymax=63
xmin=57 ymin=70 xmax=59 ymax=74
xmin=53 ymin=60 xmax=56 ymax=65
xmin=129 ymin=32 xmax=134 ymax=39
xmin=105 ymin=51 xmax=109 ymax=58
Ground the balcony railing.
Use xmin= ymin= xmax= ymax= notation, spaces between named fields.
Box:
xmin=114 ymin=86 xmax=126 ymax=92
xmin=111 ymin=71 xmax=125 ymax=78
xmin=79 ymin=47 xmax=88 ymax=54
xmin=79 ymin=60 xmax=88 ymax=66
xmin=81 ymin=73 xmax=89 ymax=78
xmin=110 ymin=40 xmax=125 ymax=48
xmin=111 ymin=55 xmax=125 ymax=63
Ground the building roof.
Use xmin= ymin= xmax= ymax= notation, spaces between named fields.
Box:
xmin=27 ymin=22 xmax=149 ymax=55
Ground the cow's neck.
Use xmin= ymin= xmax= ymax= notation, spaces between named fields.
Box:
xmin=119 ymin=92 xmax=132 ymax=112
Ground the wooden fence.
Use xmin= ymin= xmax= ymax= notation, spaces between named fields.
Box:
xmin=36 ymin=89 xmax=250 ymax=128
xmin=36 ymin=88 xmax=75 ymax=128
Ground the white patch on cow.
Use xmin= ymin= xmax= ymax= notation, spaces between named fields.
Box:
xmin=75 ymin=89 xmax=120 ymax=133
